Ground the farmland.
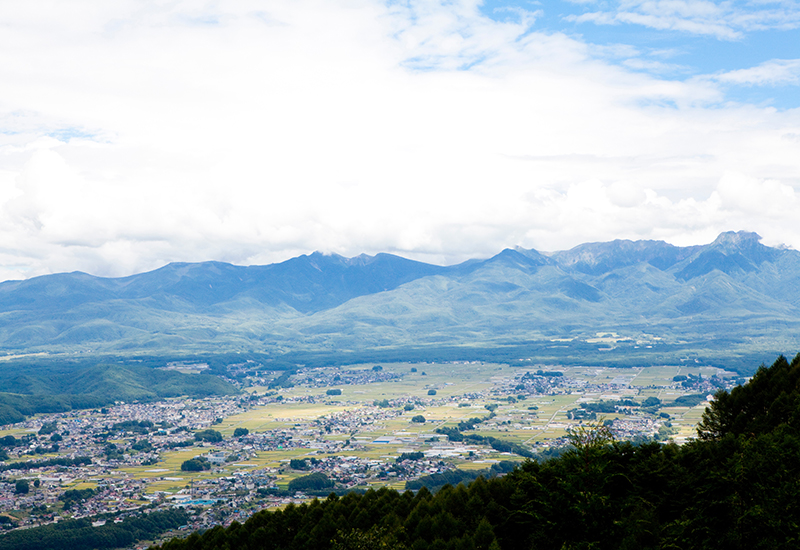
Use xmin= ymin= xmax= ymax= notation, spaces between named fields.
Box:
xmin=0 ymin=360 xmax=739 ymax=537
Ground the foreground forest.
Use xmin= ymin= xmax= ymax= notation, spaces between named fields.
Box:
xmin=154 ymin=354 xmax=800 ymax=550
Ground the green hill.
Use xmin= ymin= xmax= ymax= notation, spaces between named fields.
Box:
xmin=0 ymin=363 xmax=237 ymax=424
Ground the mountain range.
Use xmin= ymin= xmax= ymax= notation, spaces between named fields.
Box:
xmin=1 ymin=230 xmax=798 ymax=372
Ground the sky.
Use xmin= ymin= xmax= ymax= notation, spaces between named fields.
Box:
xmin=0 ymin=0 xmax=799 ymax=281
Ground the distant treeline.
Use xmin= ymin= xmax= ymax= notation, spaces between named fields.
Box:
xmin=151 ymin=354 xmax=800 ymax=550
xmin=0 ymin=508 xmax=188 ymax=550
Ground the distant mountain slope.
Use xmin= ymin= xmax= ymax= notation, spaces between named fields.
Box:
xmin=1 ymin=231 xmax=799 ymax=369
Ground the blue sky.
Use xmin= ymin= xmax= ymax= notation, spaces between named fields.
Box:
xmin=480 ymin=0 xmax=800 ymax=107
xmin=0 ymin=0 xmax=798 ymax=281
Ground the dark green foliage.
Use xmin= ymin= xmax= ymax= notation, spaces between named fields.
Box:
xmin=671 ymin=394 xmax=707 ymax=407
xmin=332 ymin=525 xmax=405 ymax=550
xmin=38 ymin=421 xmax=57 ymax=435
xmin=327 ymin=389 xmax=342 ymax=395
xmin=194 ymin=429 xmax=223 ymax=442
xmin=290 ymin=458 xmax=311 ymax=470
xmin=536 ymin=370 xmax=563 ymax=377
xmin=411 ymin=415 xmax=426 ymax=423
xmin=165 ymin=439 xmax=194 ymax=449
xmin=406 ymin=462 xmax=516 ymax=491
xmin=131 ymin=439 xmax=153 ymax=452
xmin=0 ymin=508 xmax=187 ymax=550
xmin=61 ymin=488 xmax=96 ymax=509
xmin=0 ymin=449 xmax=7 ymax=461
xmin=427 ymin=389 xmax=437 ymax=396
xmin=396 ymin=452 xmax=424 ymax=463
xmin=642 ymin=396 xmax=661 ymax=407
xmin=181 ymin=457 xmax=211 ymax=471
xmin=234 ymin=427 xmax=249 ymax=437
xmin=15 ymin=479 xmax=29 ymax=494
xmin=287 ymin=472 xmax=333 ymax=493
xmin=699 ymin=354 xmax=800 ymax=440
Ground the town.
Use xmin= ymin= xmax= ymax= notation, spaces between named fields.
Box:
xmin=0 ymin=360 xmax=739 ymax=546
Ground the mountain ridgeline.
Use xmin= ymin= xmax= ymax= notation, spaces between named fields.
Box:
xmin=1 ymin=231 xmax=799 ymax=370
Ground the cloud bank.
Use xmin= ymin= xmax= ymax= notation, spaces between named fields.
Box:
xmin=0 ymin=0 xmax=798 ymax=280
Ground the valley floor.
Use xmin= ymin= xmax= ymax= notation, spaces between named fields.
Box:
xmin=0 ymin=361 xmax=739 ymax=544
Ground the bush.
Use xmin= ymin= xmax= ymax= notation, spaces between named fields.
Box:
xmin=290 ymin=458 xmax=310 ymax=470
xmin=287 ymin=472 xmax=333 ymax=493
xmin=396 ymin=451 xmax=425 ymax=462
xmin=181 ymin=457 xmax=211 ymax=472
xmin=194 ymin=429 xmax=223 ymax=442
xmin=131 ymin=440 xmax=152 ymax=452
xmin=38 ymin=422 xmax=57 ymax=435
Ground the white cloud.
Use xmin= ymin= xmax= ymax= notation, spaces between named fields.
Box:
xmin=568 ymin=0 xmax=800 ymax=39
xmin=0 ymin=0 xmax=798 ymax=280
xmin=713 ymin=59 xmax=800 ymax=86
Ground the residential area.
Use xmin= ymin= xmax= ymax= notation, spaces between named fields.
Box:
xmin=0 ymin=361 xmax=738 ymax=542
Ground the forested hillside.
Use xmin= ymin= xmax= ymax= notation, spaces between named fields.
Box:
xmin=154 ymin=354 xmax=800 ymax=550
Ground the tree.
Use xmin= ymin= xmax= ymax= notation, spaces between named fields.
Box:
xmin=15 ymin=479 xmax=29 ymax=494
xmin=38 ymin=422 xmax=57 ymax=435
xmin=287 ymin=472 xmax=333 ymax=493
xmin=567 ymin=419 xmax=615 ymax=451
xmin=327 ymin=389 xmax=342 ymax=396
xmin=233 ymin=427 xmax=249 ymax=437
xmin=290 ymin=458 xmax=309 ymax=470
xmin=642 ymin=397 xmax=661 ymax=407
xmin=698 ymin=354 xmax=800 ymax=440
xmin=181 ymin=457 xmax=211 ymax=472
xmin=194 ymin=429 xmax=223 ymax=443
xmin=427 ymin=390 xmax=437 ymax=396
xmin=411 ymin=415 xmax=426 ymax=423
